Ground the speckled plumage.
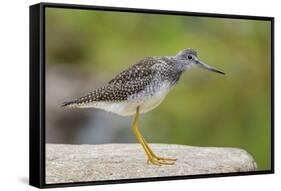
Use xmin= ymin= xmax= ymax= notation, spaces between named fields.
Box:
xmin=62 ymin=49 xmax=221 ymax=116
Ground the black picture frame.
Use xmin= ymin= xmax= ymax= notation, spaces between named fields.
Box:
xmin=29 ymin=2 xmax=275 ymax=188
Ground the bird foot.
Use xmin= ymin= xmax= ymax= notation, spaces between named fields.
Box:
xmin=147 ymin=156 xmax=177 ymax=165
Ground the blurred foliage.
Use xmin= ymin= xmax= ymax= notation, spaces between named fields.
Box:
xmin=46 ymin=8 xmax=272 ymax=170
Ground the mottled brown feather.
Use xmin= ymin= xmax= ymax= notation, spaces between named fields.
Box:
xmin=62 ymin=57 xmax=159 ymax=107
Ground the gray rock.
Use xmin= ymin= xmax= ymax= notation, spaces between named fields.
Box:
xmin=46 ymin=143 xmax=257 ymax=184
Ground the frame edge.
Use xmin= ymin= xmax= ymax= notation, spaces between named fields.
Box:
xmin=29 ymin=3 xmax=44 ymax=188
xmin=30 ymin=2 xmax=274 ymax=188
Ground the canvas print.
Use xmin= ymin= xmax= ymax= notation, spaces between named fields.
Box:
xmin=44 ymin=6 xmax=272 ymax=184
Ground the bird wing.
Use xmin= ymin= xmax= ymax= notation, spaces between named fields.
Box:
xmin=62 ymin=57 xmax=160 ymax=107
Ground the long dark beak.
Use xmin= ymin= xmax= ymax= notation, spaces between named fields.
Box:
xmin=195 ymin=59 xmax=225 ymax=75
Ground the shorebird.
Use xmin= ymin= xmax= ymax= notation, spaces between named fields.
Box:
xmin=62 ymin=48 xmax=225 ymax=165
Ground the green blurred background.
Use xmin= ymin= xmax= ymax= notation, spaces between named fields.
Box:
xmin=45 ymin=8 xmax=271 ymax=170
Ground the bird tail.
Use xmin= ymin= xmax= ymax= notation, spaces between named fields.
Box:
xmin=61 ymin=100 xmax=77 ymax=108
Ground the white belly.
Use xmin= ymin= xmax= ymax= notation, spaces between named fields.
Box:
xmin=81 ymin=82 xmax=171 ymax=116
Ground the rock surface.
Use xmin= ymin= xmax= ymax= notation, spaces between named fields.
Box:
xmin=46 ymin=143 xmax=257 ymax=184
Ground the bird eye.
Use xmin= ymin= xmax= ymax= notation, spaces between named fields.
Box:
xmin=187 ymin=55 xmax=192 ymax=60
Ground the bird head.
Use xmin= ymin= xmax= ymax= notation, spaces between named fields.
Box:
xmin=175 ymin=48 xmax=225 ymax=75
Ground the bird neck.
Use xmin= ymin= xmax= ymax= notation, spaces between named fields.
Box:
xmin=172 ymin=58 xmax=191 ymax=73
xmin=163 ymin=58 xmax=185 ymax=85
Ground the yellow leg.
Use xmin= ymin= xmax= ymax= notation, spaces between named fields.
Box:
xmin=139 ymin=133 xmax=177 ymax=162
xmin=132 ymin=106 xmax=176 ymax=165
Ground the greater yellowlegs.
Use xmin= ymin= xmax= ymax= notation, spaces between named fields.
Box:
xmin=62 ymin=48 xmax=225 ymax=165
